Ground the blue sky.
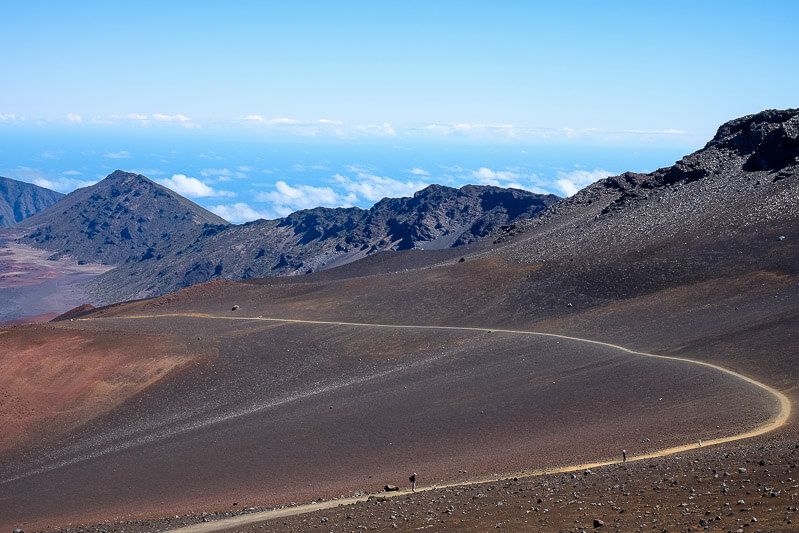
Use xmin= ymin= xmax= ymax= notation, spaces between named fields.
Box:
xmin=1 ymin=1 xmax=797 ymax=222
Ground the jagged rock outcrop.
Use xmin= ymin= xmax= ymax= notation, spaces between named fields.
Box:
xmin=89 ymin=184 xmax=558 ymax=301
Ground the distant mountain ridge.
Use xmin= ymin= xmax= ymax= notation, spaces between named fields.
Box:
xmin=0 ymin=176 xmax=64 ymax=227
xmin=89 ymin=183 xmax=559 ymax=300
xmin=5 ymin=168 xmax=558 ymax=302
xmin=11 ymin=108 xmax=796 ymax=306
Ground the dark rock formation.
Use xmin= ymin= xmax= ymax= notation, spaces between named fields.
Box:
xmin=0 ymin=176 xmax=63 ymax=226
xmin=17 ymin=170 xmax=228 ymax=265
xmin=88 ymin=183 xmax=558 ymax=301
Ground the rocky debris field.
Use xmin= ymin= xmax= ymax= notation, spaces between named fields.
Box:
xmin=53 ymin=432 xmax=799 ymax=533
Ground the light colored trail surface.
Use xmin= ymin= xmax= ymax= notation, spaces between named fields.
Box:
xmin=80 ymin=313 xmax=791 ymax=533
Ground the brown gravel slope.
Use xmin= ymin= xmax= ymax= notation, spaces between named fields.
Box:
xmin=1 ymin=315 xmax=781 ymax=530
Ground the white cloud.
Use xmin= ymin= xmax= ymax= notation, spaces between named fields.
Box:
xmin=353 ymin=122 xmax=396 ymax=136
xmin=268 ymin=117 xmax=298 ymax=125
xmin=62 ymin=170 xmax=82 ymax=175
xmin=153 ymin=113 xmax=191 ymax=123
xmin=271 ymin=117 xmax=342 ymax=126
xmin=458 ymin=166 xmax=550 ymax=193
xmin=103 ymin=150 xmax=130 ymax=159
xmin=555 ymin=168 xmax=614 ymax=196
xmin=407 ymin=167 xmax=430 ymax=176
xmin=32 ymin=177 xmax=96 ymax=192
xmin=209 ymin=202 xmax=272 ymax=224
xmin=291 ymin=163 xmax=328 ymax=172
xmin=104 ymin=113 xmax=199 ymax=128
xmin=255 ymin=180 xmax=355 ymax=216
xmin=159 ymin=174 xmax=235 ymax=198
xmin=66 ymin=113 xmax=82 ymax=123
xmin=471 ymin=167 xmax=519 ymax=185
xmin=422 ymin=122 xmax=516 ymax=138
xmin=244 ymin=116 xmax=344 ymax=127
xmin=240 ymin=116 xmax=352 ymax=137
xmin=335 ymin=166 xmax=429 ymax=202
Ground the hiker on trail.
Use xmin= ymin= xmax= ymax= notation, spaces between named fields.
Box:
xmin=622 ymin=449 xmax=627 ymax=462
xmin=409 ymin=472 xmax=417 ymax=492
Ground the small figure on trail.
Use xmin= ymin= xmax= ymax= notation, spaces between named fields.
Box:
xmin=409 ymin=472 xmax=417 ymax=492
xmin=622 ymin=449 xmax=627 ymax=462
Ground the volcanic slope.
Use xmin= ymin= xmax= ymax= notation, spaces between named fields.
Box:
xmin=0 ymin=176 xmax=63 ymax=227
xmin=0 ymin=109 xmax=797 ymax=531
xmin=0 ymin=312 xmax=780 ymax=530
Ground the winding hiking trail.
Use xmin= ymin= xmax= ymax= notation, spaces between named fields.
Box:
xmin=77 ymin=312 xmax=791 ymax=533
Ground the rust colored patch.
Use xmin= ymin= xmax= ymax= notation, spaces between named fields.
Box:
xmin=0 ymin=327 xmax=194 ymax=453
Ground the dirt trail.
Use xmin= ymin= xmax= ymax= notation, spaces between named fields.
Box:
xmin=77 ymin=313 xmax=792 ymax=533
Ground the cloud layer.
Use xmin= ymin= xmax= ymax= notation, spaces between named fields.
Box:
xmin=255 ymin=181 xmax=355 ymax=216
xmin=555 ymin=169 xmax=613 ymax=196
xmin=159 ymin=174 xmax=235 ymax=198
xmin=209 ymin=203 xmax=271 ymax=224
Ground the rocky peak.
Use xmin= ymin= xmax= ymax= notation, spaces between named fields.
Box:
xmin=650 ymin=108 xmax=799 ymax=187
xmin=102 ymin=170 xmax=156 ymax=188
xmin=709 ymin=108 xmax=799 ymax=159
xmin=413 ymin=184 xmax=452 ymax=198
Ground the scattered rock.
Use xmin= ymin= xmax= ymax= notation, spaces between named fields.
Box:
xmin=231 ymin=305 xmax=240 ymax=311
xmin=593 ymin=518 xmax=605 ymax=528
xmin=384 ymin=484 xmax=399 ymax=492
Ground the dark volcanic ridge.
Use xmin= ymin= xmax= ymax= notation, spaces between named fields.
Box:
xmin=6 ymin=171 xmax=558 ymax=302
xmin=0 ymin=175 xmax=63 ymax=227
xmin=90 ymin=184 xmax=558 ymax=301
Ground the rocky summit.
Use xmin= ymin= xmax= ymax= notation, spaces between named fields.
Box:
xmin=16 ymin=170 xmax=228 ymax=265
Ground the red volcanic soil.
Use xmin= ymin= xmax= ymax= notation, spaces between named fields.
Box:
xmin=0 ymin=326 xmax=198 ymax=455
